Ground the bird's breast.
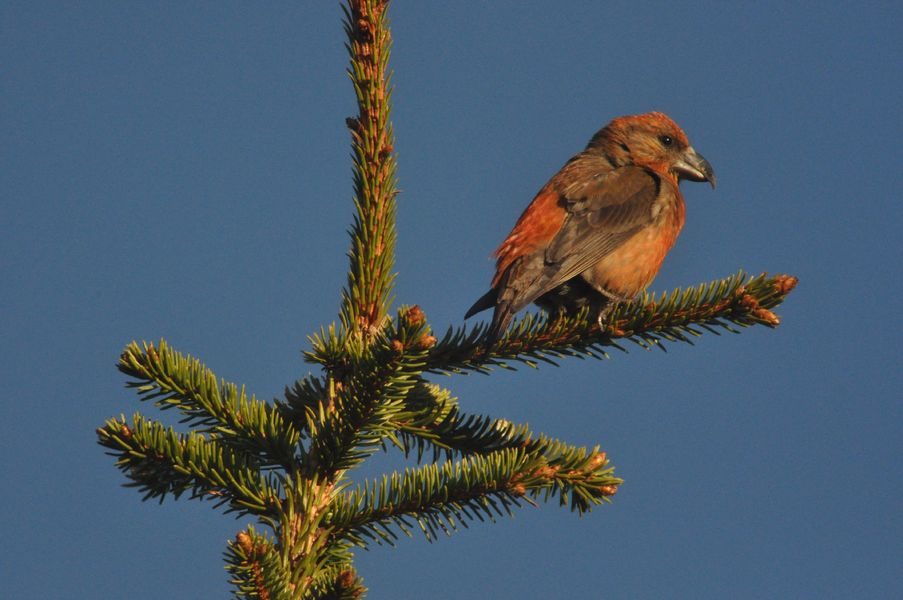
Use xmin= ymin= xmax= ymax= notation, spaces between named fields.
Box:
xmin=583 ymin=195 xmax=686 ymax=297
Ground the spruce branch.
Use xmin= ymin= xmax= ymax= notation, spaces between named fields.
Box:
xmin=280 ymin=375 xmax=602 ymax=494
xmin=280 ymin=377 xmax=526 ymax=463
xmin=97 ymin=414 xmax=280 ymax=518
xmin=387 ymin=382 xmax=536 ymax=461
xmin=340 ymin=0 xmax=397 ymax=337
xmin=225 ymin=488 xmax=362 ymax=600
xmin=274 ymin=474 xmax=357 ymax=597
xmin=374 ymin=384 xmax=623 ymax=507
xmin=278 ymin=374 xmax=330 ymax=439
xmin=226 ymin=528 xmax=294 ymax=600
xmin=427 ymin=272 xmax=798 ymax=374
xmin=332 ymin=449 xmax=534 ymax=546
xmin=118 ymin=340 xmax=301 ymax=470
xmin=305 ymin=307 xmax=432 ymax=477
xmin=330 ymin=445 xmax=619 ymax=548
xmin=305 ymin=566 xmax=366 ymax=600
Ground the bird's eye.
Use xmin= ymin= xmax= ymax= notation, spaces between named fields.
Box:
xmin=660 ymin=135 xmax=674 ymax=147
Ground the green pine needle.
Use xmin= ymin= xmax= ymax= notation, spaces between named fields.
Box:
xmin=97 ymin=413 xmax=280 ymax=518
xmin=118 ymin=340 xmax=301 ymax=469
xmin=428 ymin=271 xmax=797 ymax=374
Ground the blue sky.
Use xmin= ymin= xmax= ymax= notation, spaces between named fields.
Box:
xmin=2 ymin=2 xmax=901 ymax=598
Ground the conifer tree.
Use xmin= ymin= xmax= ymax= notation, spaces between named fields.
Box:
xmin=97 ymin=2 xmax=797 ymax=597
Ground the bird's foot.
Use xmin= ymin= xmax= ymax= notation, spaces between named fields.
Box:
xmin=596 ymin=303 xmax=616 ymax=331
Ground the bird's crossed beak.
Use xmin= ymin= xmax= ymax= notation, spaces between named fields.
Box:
xmin=674 ymin=146 xmax=716 ymax=189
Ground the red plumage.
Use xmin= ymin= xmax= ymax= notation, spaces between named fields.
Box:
xmin=465 ymin=112 xmax=715 ymax=341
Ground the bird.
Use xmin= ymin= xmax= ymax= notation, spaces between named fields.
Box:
xmin=464 ymin=111 xmax=715 ymax=343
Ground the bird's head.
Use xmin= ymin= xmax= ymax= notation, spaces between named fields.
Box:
xmin=589 ymin=111 xmax=716 ymax=188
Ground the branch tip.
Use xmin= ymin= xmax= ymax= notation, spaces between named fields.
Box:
xmin=773 ymin=274 xmax=799 ymax=295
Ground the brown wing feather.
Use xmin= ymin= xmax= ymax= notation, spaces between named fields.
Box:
xmin=497 ymin=166 xmax=661 ymax=313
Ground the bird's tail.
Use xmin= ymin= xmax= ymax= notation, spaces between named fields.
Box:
xmin=485 ymin=302 xmax=514 ymax=347
xmin=464 ymin=288 xmax=515 ymax=347
xmin=464 ymin=288 xmax=497 ymax=320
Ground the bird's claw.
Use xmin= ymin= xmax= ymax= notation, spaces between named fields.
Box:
xmin=596 ymin=303 xmax=616 ymax=331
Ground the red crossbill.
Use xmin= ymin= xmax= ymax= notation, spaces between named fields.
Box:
xmin=465 ymin=112 xmax=715 ymax=341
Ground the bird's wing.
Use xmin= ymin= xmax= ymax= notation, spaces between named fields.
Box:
xmin=547 ymin=166 xmax=661 ymax=276
xmin=508 ymin=166 xmax=663 ymax=310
